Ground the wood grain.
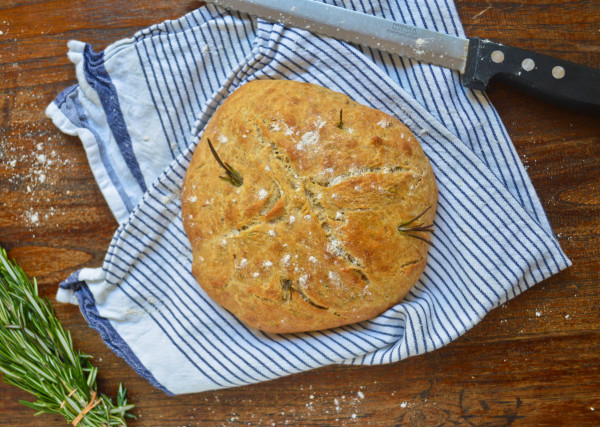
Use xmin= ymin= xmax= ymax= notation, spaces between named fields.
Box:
xmin=1 ymin=0 xmax=599 ymax=425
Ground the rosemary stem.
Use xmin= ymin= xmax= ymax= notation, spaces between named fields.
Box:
xmin=0 ymin=247 xmax=135 ymax=426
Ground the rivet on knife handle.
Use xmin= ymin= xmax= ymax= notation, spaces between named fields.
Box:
xmin=462 ymin=37 xmax=600 ymax=111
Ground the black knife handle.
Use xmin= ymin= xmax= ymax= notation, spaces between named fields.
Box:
xmin=462 ymin=37 xmax=600 ymax=111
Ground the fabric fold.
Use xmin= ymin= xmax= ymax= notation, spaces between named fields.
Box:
xmin=47 ymin=1 xmax=570 ymax=395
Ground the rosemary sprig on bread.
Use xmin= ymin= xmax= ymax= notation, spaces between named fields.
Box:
xmin=207 ymin=137 xmax=243 ymax=187
xmin=0 ymin=247 xmax=135 ymax=426
xmin=397 ymin=207 xmax=434 ymax=246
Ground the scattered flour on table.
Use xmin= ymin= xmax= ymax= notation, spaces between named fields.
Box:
xmin=2 ymin=130 xmax=71 ymax=229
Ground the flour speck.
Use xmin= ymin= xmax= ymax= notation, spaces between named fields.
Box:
xmin=25 ymin=210 xmax=39 ymax=224
xmin=377 ymin=118 xmax=390 ymax=128
xmin=296 ymin=120 xmax=326 ymax=151
xmin=258 ymin=188 xmax=268 ymax=200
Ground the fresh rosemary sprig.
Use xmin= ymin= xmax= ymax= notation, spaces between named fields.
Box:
xmin=397 ymin=207 xmax=434 ymax=246
xmin=207 ymin=137 xmax=243 ymax=187
xmin=0 ymin=247 xmax=135 ymax=426
xmin=337 ymin=109 xmax=343 ymax=129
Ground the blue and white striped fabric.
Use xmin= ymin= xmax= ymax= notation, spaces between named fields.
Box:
xmin=47 ymin=1 xmax=570 ymax=395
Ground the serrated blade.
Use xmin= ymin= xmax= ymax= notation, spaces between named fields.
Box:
xmin=206 ymin=0 xmax=470 ymax=73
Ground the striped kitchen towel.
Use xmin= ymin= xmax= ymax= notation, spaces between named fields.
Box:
xmin=46 ymin=0 xmax=570 ymax=395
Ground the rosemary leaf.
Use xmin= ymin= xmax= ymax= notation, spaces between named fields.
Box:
xmin=207 ymin=138 xmax=243 ymax=187
xmin=398 ymin=207 xmax=434 ymax=246
xmin=0 ymin=246 xmax=135 ymax=426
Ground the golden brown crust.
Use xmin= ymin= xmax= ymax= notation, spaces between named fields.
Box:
xmin=182 ymin=80 xmax=437 ymax=333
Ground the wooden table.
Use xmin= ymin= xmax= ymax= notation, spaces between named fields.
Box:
xmin=1 ymin=1 xmax=598 ymax=425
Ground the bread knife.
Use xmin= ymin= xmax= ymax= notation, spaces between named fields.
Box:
xmin=205 ymin=0 xmax=600 ymax=111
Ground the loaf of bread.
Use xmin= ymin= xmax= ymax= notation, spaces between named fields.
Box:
xmin=182 ymin=80 xmax=437 ymax=333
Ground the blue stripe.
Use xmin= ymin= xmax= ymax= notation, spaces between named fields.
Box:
xmin=82 ymin=44 xmax=147 ymax=193
xmin=234 ymin=10 xmax=256 ymax=52
xmin=54 ymin=87 xmax=135 ymax=213
xmin=159 ymin=25 xmax=195 ymax=142
xmin=107 ymin=248 xmax=254 ymax=386
xmin=419 ymin=269 xmax=469 ymax=332
xmin=375 ymin=2 xmax=505 ymax=186
xmin=190 ymin=13 xmax=229 ymax=89
xmin=411 ymin=281 xmax=455 ymax=342
xmin=429 ymin=135 xmax=558 ymax=273
xmin=148 ymin=36 xmax=187 ymax=155
xmin=54 ymin=83 xmax=77 ymax=106
xmin=220 ymin=13 xmax=245 ymax=66
xmin=133 ymin=41 xmax=175 ymax=160
xmin=471 ymin=91 xmax=537 ymax=218
xmin=102 ymin=256 xmax=233 ymax=387
xmin=61 ymin=274 xmax=171 ymax=394
xmin=430 ymin=176 xmax=531 ymax=293
xmin=165 ymin=20 xmax=204 ymax=127
xmin=136 ymin=36 xmax=182 ymax=155
xmin=182 ymin=14 xmax=215 ymax=98
xmin=437 ymin=0 xmax=462 ymax=36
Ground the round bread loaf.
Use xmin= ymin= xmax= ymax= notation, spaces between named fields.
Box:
xmin=182 ymin=80 xmax=437 ymax=333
